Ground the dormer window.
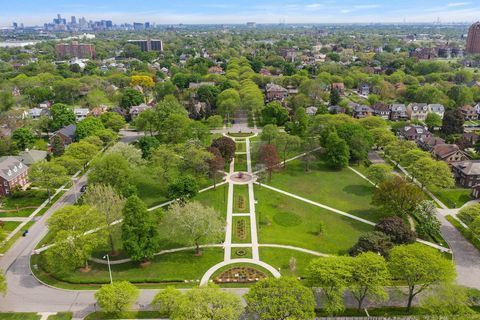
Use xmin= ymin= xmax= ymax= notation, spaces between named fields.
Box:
xmin=13 ymin=166 xmax=17 ymax=173
xmin=18 ymin=163 xmax=22 ymax=169
xmin=7 ymin=170 xmax=11 ymax=176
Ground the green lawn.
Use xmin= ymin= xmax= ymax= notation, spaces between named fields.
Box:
xmin=235 ymin=142 xmax=246 ymax=153
xmin=255 ymin=186 xmax=373 ymax=254
xmin=0 ymin=313 xmax=40 ymax=319
xmin=1 ymin=189 xmax=48 ymax=209
xmin=193 ymin=184 xmax=228 ymax=218
xmin=259 ymin=247 xmax=319 ymax=277
xmin=85 ymin=312 xmax=167 ymax=320
xmin=232 ymin=247 xmax=252 ymax=259
xmin=227 ymin=132 xmax=255 ymax=138
xmin=2 ymin=221 xmax=21 ymax=232
xmin=431 ymin=187 xmax=472 ymax=209
xmin=233 ymin=185 xmax=249 ymax=213
xmin=48 ymin=313 xmax=73 ymax=320
xmin=232 ymin=216 xmax=251 ymax=243
xmin=234 ymin=154 xmax=247 ymax=172
xmin=131 ymin=167 xmax=168 ymax=208
xmin=266 ymin=159 xmax=385 ymax=222
xmin=33 ymin=248 xmax=224 ymax=288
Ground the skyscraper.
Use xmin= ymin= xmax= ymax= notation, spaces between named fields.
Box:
xmin=466 ymin=22 xmax=480 ymax=55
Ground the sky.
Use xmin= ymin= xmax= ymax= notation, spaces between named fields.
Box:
xmin=1 ymin=0 xmax=480 ymax=26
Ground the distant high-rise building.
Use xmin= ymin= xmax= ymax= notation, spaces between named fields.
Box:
xmin=133 ymin=22 xmax=145 ymax=30
xmin=12 ymin=22 xmax=18 ymax=29
xmin=246 ymin=22 xmax=256 ymax=28
xmin=127 ymin=39 xmax=163 ymax=52
xmin=145 ymin=22 xmax=151 ymax=29
xmin=466 ymin=22 xmax=480 ymax=55
xmin=71 ymin=16 xmax=77 ymax=25
xmin=55 ymin=41 xmax=96 ymax=59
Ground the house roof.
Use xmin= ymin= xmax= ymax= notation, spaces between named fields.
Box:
xmin=266 ymin=83 xmax=288 ymax=93
xmin=354 ymin=105 xmax=374 ymax=112
xmin=423 ymin=136 xmax=445 ymax=148
xmin=17 ymin=150 xmax=47 ymax=166
xmin=0 ymin=156 xmax=28 ymax=181
xmin=432 ymin=144 xmax=462 ymax=159
xmin=390 ymin=104 xmax=406 ymax=112
xmin=408 ymin=103 xmax=428 ymax=111
xmin=55 ymin=124 xmax=76 ymax=140
xmin=428 ymin=104 xmax=445 ymax=113
xmin=305 ymin=106 xmax=318 ymax=115
xmin=399 ymin=125 xmax=429 ymax=136
xmin=453 ymin=160 xmax=480 ymax=176
xmin=373 ymin=102 xmax=390 ymax=112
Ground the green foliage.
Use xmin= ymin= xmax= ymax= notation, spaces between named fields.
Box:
xmin=0 ymin=270 xmax=6 ymax=296
xmin=121 ymin=196 xmax=160 ymax=262
xmin=211 ymin=136 xmax=236 ymax=163
xmin=89 ymin=153 xmax=134 ymax=197
xmin=12 ymin=127 xmax=35 ymax=150
xmin=100 ymin=112 xmax=126 ymax=132
xmin=261 ymin=101 xmax=289 ymax=126
xmin=137 ymin=136 xmax=160 ymax=159
xmin=414 ymin=201 xmax=442 ymax=239
xmin=375 ymin=216 xmax=416 ymax=245
xmin=28 ymin=161 xmax=69 ymax=201
xmin=442 ymin=108 xmax=464 ymax=135
xmin=168 ymin=175 xmax=199 ymax=200
xmin=420 ymin=284 xmax=474 ymax=319
xmin=457 ymin=204 xmax=480 ymax=225
xmin=388 ymin=243 xmax=456 ymax=310
xmin=260 ymin=124 xmax=279 ymax=144
xmin=50 ymin=104 xmax=75 ymax=131
xmin=349 ymin=231 xmax=394 ymax=257
xmin=425 ymin=112 xmax=442 ymax=131
xmin=76 ymin=117 xmax=105 ymax=140
xmin=217 ymin=88 xmax=240 ymax=118
xmin=366 ymin=164 xmax=392 ymax=186
xmin=245 ymin=277 xmax=316 ymax=320
xmin=151 ymin=287 xmax=182 ymax=316
xmin=95 ymin=281 xmax=139 ymax=314
xmin=324 ymin=132 xmax=349 ymax=169
xmin=120 ymin=88 xmax=144 ymax=109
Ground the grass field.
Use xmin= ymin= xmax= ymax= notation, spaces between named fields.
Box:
xmin=233 ymin=184 xmax=249 ymax=213
xmin=255 ymin=186 xmax=373 ymax=254
xmin=235 ymin=142 xmax=246 ymax=153
xmin=193 ymin=184 xmax=228 ymax=218
xmin=131 ymin=167 xmax=168 ymax=208
xmin=431 ymin=187 xmax=472 ymax=209
xmin=266 ymin=159 xmax=385 ymax=222
xmin=259 ymin=247 xmax=319 ymax=277
xmin=0 ymin=313 xmax=40 ymax=319
xmin=33 ymin=248 xmax=224 ymax=288
xmin=234 ymin=154 xmax=247 ymax=172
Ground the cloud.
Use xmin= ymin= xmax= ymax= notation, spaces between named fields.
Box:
xmin=447 ymin=2 xmax=471 ymax=7
xmin=306 ymin=3 xmax=323 ymax=9
xmin=354 ymin=4 xmax=381 ymax=9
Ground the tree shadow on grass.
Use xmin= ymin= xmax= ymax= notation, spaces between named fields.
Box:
xmin=342 ymin=184 xmax=372 ymax=196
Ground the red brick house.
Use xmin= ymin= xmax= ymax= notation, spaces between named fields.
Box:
xmin=49 ymin=124 xmax=76 ymax=147
xmin=0 ymin=157 xmax=29 ymax=197
xmin=265 ymin=83 xmax=288 ymax=102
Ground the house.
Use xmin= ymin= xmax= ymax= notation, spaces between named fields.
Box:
xmin=431 ymin=144 xmax=469 ymax=165
xmin=74 ymin=108 xmax=90 ymax=121
xmin=49 ymin=124 xmax=76 ymax=147
xmin=358 ymin=84 xmax=371 ymax=96
xmin=38 ymin=101 xmax=51 ymax=109
xmin=427 ymin=104 xmax=445 ymax=119
xmin=474 ymin=103 xmax=480 ymax=115
xmin=460 ymin=105 xmax=478 ymax=121
xmin=472 ymin=184 xmax=480 ymax=199
xmin=265 ymin=83 xmax=288 ymax=102
xmin=0 ymin=156 xmax=29 ymax=197
xmin=352 ymin=105 xmax=374 ymax=119
xmin=452 ymin=160 xmax=480 ymax=187
xmin=331 ymin=83 xmax=345 ymax=95
xmin=389 ymin=104 xmax=408 ymax=121
xmin=419 ymin=136 xmax=445 ymax=151
xmin=129 ymin=103 xmax=152 ymax=119
xmin=90 ymin=106 xmax=108 ymax=117
xmin=305 ymin=107 xmax=318 ymax=116
xmin=328 ymin=105 xmax=346 ymax=114
xmin=208 ymin=66 xmax=224 ymax=75
xmin=407 ymin=103 xmax=429 ymax=121
xmin=260 ymin=68 xmax=272 ymax=76
xmin=28 ymin=108 xmax=49 ymax=120
xmin=17 ymin=150 xmax=47 ymax=166
xmin=397 ymin=125 xmax=431 ymax=142
xmin=189 ymin=82 xmax=216 ymax=90
xmin=372 ymin=102 xmax=391 ymax=120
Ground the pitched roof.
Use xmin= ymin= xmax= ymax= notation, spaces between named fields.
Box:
xmin=390 ymin=104 xmax=406 ymax=112
xmin=432 ymin=144 xmax=462 ymax=159
xmin=453 ymin=160 xmax=480 ymax=175
xmin=0 ymin=156 xmax=28 ymax=181
xmin=56 ymin=124 xmax=76 ymax=139
xmin=17 ymin=150 xmax=47 ymax=166
xmin=423 ymin=136 xmax=445 ymax=148
xmin=266 ymin=83 xmax=287 ymax=93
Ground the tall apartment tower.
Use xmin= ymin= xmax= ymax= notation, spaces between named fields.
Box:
xmin=466 ymin=22 xmax=480 ymax=55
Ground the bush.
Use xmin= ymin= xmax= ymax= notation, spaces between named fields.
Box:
xmin=349 ymin=231 xmax=394 ymax=257
xmin=375 ymin=216 xmax=416 ymax=244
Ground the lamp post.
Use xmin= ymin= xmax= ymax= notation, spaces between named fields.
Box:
xmin=103 ymin=254 xmax=113 ymax=284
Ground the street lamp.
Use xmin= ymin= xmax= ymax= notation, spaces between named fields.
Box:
xmin=103 ymin=254 xmax=113 ymax=284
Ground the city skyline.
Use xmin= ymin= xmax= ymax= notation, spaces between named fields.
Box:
xmin=2 ymin=0 xmax=480 ymax=26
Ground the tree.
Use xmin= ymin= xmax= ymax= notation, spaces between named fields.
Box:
xmin=120 ymin=88 xmax=144 ymax=109
xmin=12 ymin=127 xmax=35 ymax=150
xmin=171 ymin=285 xmax=243 ymax=320
xmin=307 ymin=256 xmax=353 ymax=315
xmin=370 ymin=128 xmax=396 ymax=149
xmin=83 ymin=184 xmax=126 ymax=254
xmin=458 ymin=204 xmax=480 ymax=225
xmin=95 ymin=281 xmax=139 ymax=314
xmin=275 ymin=133 xmax=302 ymax=167
xmin=261 ymin=102 xmax=289 ymax=126
xmin=375 ymin=216 xmax=416 ymax=245
xmin=28 ymin=161 xmax=69 ymax=202
xmin=260 ymin=124 xmax=279 ymax=144
xmin=349 ymin=231 xmax=394 ymax=257
xmin=324 ymin=132 xmax=349 ymax=169
xmin=365 ymin=164 xmax=392 ymax=186
xmin=442 ymin=108 xmax=464 ymax=135
xmin=388 ymin=243 xmax=456 ymax=311
xmin=259 ymin=144 xmax=280 ymax=181
xmin=414 ymin=200 xmax=442 ymax=239
xmin=181 ymin=144 xmax=213 ymax=177
xmin=211 ymin=136 xmax=236 ymax=163
xmin=50 ymin=103 xmax=75 ymax=131
xmin=245 ymin=277 xmax=316 ymax=320
xmin=89 ymin=153 xmax=133 ymax=197
xmin=121 ymin=196 xmax=160 ymax=262
xmin=208 ymin=147 xmax=225 ymax=189
xmin=100 ymin=112 xmax=126 ymax=132
xmin=65 ymin=141 xmax=100 ymax=169
xmin=217 ymin=88 xmax=240 ymax=121
xmin=330 ymin=87 xmax=341 ymax=105
xmin=45 ymin=205 xmax=106 ymax=273
xmin=151 ymin=286 xmax=183 ymax=316
xmin=350 ymin=252 xmax=390 ymax=310
xmin=51 ymin=135 xmax=65 ymax=157
xmin=207 ymin=115 xmax=223 ymax=129
xmin=106 ymin=142 xmax=144 ymax=167
xmin=425 ymin=112 xmax=442 ymax=131
xmin=372 ymin=176 xmax=424 ymax=217
xmin=168 ymin=175 xmax=199 ymax=200
xmin=0 ymin=91 xmax=15 ymax=111
xmin=76 ymin=117 xmax=105 ymax=140
xmin=137 ymin=136 xmax=160 ymax=159
xmin=131 ymin=75 xmax=155 ymax=89
xmin=53 ymin=155 xmax=82 ymax=175
xmin=163 ymin=201 xmax=224 ymax=255
xmin=155 ymin=80 xmax=176 ymax=100
xmin=420 ymin=283 xmax=474 ymax=319
xmin=150 ymin=145 xmax=180 ymax=183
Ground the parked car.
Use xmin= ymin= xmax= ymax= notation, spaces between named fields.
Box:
xmin=80 ymin=184 xmax=88 ymax=193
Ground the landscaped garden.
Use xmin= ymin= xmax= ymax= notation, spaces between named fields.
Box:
xmin=232 ymin=216 xmax=250 ymax=243
xmin=233 ymin=184 xmax=249 ymax=213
